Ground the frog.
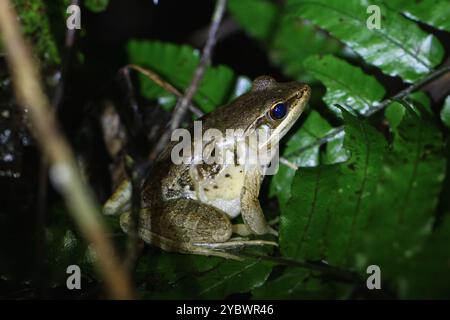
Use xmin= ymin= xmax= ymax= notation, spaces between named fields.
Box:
xmin=103 ymin=76 xmax=311 ymax=260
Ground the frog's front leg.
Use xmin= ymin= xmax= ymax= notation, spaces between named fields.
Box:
xmin=240 ymin=169 xmax=278 ymax=236
xmin=103 ymin=179 xmax=132 ymax=216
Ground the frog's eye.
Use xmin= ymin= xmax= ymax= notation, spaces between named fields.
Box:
xmin=269 ymin=102 xmax=287 ymax=120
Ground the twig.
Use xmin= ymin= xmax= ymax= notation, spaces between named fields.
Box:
xmin=279 ymin=157 xmax=298 ymax=170
xmin=35 ymin=156 xmax=49 ymax=298
xmin=124 ymin=156 xmax=142 ymax=271
xmin=143 ymin=0 xmax=226 ymax=165
xmin=366 ymin=66 xmax=450 ymax=117
xmin=169 ymin=0 xmax=227 ymax=132
xmin=52 ymin=0 xmax=79 ymax=110
xmin=239 ymin=252 xmax=361 ymax=284
xmin=287 ymin=126 xmax=345 ymax=160
xmin=0 ymin=0 xmax=134 ymax=299
xmin=117 ymin=68 xmax=143 ymax=271
xmin=287 ymin=67 xmax=450 ymax=159
xmin=125 ymin=64 xmax=204 ymax=117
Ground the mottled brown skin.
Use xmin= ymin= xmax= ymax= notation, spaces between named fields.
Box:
xmin=104 ymin=76 xmax=311 ymax=259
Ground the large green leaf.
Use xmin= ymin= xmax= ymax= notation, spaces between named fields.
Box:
xmin=400 ymin=215 xmax=450 ymax=299
xmin=357 ymin=96 xmax=447 ymax=278
xmin=303 ymin=54 xmax=386 ymax=116
xmin=252 ymin=268 xmax=350 ymax=299
xmin=127 ymin=40 xmax=235 ymax=112
xmin=270 ymin=111 xmax=347 ymax=205
xmin=270 ymin=18 xmax=342 ymax=83
xmin=228 ymin=0 xmax=278 ymax=40
xmin=139 ymin=254 xmax=273 ymax=299
xmin=280 ymin=111 xmax=387 ymax=266
xmin=228 ymin=0 xmax=341 ymax=82
xmin=385 ymin=0 xmax=450 ymax=33
xmin=287 ymin=0 xmax=444 ymax=83
xmin=280 ymin=164 xmax=341 ymax=261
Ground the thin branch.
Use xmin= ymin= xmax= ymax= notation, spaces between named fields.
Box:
xmin=124 ymin=156 xmax=142 ymax=271
xmin=279 ymin=157 xmax=298 ymax=170
xmin=145 ymin=0 xmax=226 ymax=164
xmin=117 ymin=68 xmax=143 ymax=271
xmin=288 ymin=67 xmax=450 ymax=160
xmin=52 ymin=0 xmax=79 ymax=110
xmin=125 ymin=64 xmax=204 ymax=117
xmin=286 ymin=126 xmax=345 ymax=160
xmin=35 ymin=156 xmax=49 ymax=298
xmin=169 ymin=0 xmax=227 ymax=132
xmin=0 ymin=0 xmax=134 ymax=299
xmin=239 ymin=252 xmax=361 ymax=284
xmin=366 ymin=66 xmax=450 ymax=117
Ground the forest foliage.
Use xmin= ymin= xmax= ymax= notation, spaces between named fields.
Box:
xmin=2 ymin=0 xmax=450 ymax=299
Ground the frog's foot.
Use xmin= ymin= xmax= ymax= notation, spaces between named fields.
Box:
xmin=192 ymin=239 xmax=278 ymax=250
xmin=232 ymin=223 xmax=279 ymax=237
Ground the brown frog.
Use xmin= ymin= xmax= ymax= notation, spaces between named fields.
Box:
xmin=103 ymin=76 xmax=311 ymax=259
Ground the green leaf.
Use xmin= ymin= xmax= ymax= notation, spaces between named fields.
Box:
xmin=84 ymin=0 xmax=110 ymax=12
xmin=385 ymin=0 xmax=450 ymax=33
xmin=252 ymin=268 xmax=309 ymax=299
xmin=252 ymin=268 xmax=351 ymax=299
xmin=135 ymin=254 xmax=221 ymax=292
xmin=228 ymin=0 xmax=341 ymax=82
xmin=280 ymin=164 xmax=341 ymax=260
xmin=127 ymin=40 xmax=235 ymax=112
xmin=400 ymin=215 xmax=450 ymax=299
xmin=303 ymin=54 xmax=386 ymax=116
xmin=270 ymin=20 xmax=342 ymax=82
xmin=280 ymin=111 xmax=387 ymax=266
xmin=385 ymin=101 xmax=406 ymax=130
xmin=269 ymin=111 xmax=346 ymax=204
xmin=139 ymin=255 xmax=273 ymax=299
xmin=228 ymin=0 xmax=278 ymax=40
xmin=359 ymin=96 xmax=446 ymax=278
xmin=287 ymin=0 xmax=444 ymax=82
xmin=440 ymin=95 xmax=450 ymax=127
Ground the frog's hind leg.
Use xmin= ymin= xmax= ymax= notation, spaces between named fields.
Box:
xmin=120 ymin=209 xmax=243 ymax=260
xmin=120 ymin=199 xmax=276 ymax=260
xmin=192 ymin=239 xmax=278 ymax=250
xmin=139 ymin=228 xmax=245 ymax=261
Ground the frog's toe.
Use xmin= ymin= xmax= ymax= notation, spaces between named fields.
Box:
xmin=268 ymin=226 xmax=279 ymax=237
xmin=119 ymin=212 xmax=131 ymax=233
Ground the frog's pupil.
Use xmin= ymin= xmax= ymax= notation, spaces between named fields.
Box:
xmin=271 ymin=103 xmax=287 ymax=120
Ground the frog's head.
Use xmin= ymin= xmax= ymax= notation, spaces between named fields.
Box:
xmin=245 ymin=76 xmax=311 ymax=147
xmin=200 ymin=75 xmax=310 ymax=154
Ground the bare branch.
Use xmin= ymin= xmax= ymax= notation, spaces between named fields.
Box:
xmin=170 ymin=0 xmax=227 ymax=131
xmin=125 ymin=64 xmax=204 ymax=117
xmin=366 ymin=66 xmax=450 ymax=117
xmin=0 ymin=0 xmax=134 ymax=299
